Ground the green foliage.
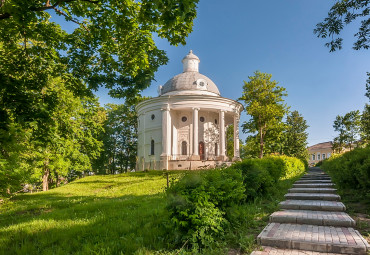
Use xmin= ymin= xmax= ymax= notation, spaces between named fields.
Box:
xmin=314 ymin=0 xmax=370 ymax=52
xmin=0 ymin=0 xmax=199 ymax=100
xmin=166 ymin=168 xmax=245 ymax=250
xmin=166 ymin=156 xmax=306 ymax=251
xmin=226 ymin=125 xmax=234 ymax=158
xmin=333 ymin=110 xmax=362 ymax=152
xmin=283 ymin=110 xmax=309 ymax=161
xmin=239 ymin=71 xmax=289 ymax=158
xmin=321 ymin=146 xmax=370 ymax=191
xmin=361 ymin=104 xmax=370 ymax=143
xmin=93 ymin=99 xmax=146 ymax=174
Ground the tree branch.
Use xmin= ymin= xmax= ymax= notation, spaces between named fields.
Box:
xmin=52 ymin=6 xmax=89 ymax=31
xmin=0 ymin=0 xmax=99 ymax=21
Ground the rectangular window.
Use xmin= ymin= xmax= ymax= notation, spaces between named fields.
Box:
xmin=312 ymin=154 xmax=315 ymax=160
xmin=317 ymin=153 xmax=320 ymax=160
xmin=327 ymin=153 xmax=331 ymax=158
xmin=322 ymin=154 xmax=326 ymax=160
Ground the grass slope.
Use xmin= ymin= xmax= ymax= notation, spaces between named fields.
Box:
xmin=0 ymin=171 xmax=303 ymax=255
xmin=0 ymin=172 xmax=173 ymax=255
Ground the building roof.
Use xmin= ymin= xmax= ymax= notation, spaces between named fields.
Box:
xmin=307 ymin=141 xmax=333 ymax=150
xmin=160 ymin=51 xmax=221 ymax=96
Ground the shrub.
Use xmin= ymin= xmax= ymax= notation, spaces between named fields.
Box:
xmin=166 ymin=156 xmax=306 ymax=251
xmin=321 ymin=146 xmax=370 ymax=191
xmin=166 ymin=168 xmax=245 ymax=249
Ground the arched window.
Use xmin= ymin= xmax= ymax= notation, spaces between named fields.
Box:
xmin=215 ymin=143 xmax=218 ymax=156
xmin=181 ymin=141 xmax=187 ymax=155
xmin=150 ymin=139 xmax=155 ymax=155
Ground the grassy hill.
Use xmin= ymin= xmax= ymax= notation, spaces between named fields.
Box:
xmin=0 ymin=170 xmax=303 ymax=255
xmin=0 ymin=171 xmax=176 ymax=255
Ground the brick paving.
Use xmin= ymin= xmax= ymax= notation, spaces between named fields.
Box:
xmin=292 ymin=183 xmax=334 ymax=188
xmin=270 ymin=210 xmax=355 ymax=227
xmin=252 ymin=246 xmax=346 ymax=255
xmin=280 ymin=200 xmax=346 ymax=211
xmin=295 ymin=180 xmax=333 ymax=184
xmin=289 ymin=188 xmax=337 ymax=194
xmin=251 ymin=168 xmax=370 ymax=255
xmin=284 ymin=193 xmax=341 ymax=201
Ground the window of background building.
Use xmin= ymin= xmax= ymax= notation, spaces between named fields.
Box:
xmin=322 ymin=154 xmax=326 ymax=160
xmin=312 ymin=154 xmax=315 ymax=160
xmin=318 ymin=153 xmax=320 ymax=160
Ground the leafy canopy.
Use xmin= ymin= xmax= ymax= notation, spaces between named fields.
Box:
xmin=239 ymin=71 xmax=289 ymax=158
xmin=314 ymin=0 xmax=370 ymax=52
xmin=0 ymin=0 xmax=199 ymax=99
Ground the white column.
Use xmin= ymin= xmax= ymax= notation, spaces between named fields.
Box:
xmin=233 ymin=113 xmax=240 ymax=160
xmin=172 ymin=125 xmax=177 ymax=157
xmin=193 ymin=107 xmax=199 ymax=156
xmin=220 ymin=110 xmax=225 ymax=157
xmin=161 ymin=105 xmax=171 ymax=156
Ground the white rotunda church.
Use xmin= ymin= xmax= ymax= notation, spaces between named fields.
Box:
xmin=136 ymin=51 xmax=243 ymax=170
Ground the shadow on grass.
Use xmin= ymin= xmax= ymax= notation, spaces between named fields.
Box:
xmin=0 ymin=193 xmax=172 ymax=254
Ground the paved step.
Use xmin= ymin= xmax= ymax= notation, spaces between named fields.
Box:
xmin=289 ymin=188 xmax=337 ymax=194
xmin=251 ymin=246 xmax=345 ymax=255
xmin=295 ymin=180 xmax=333 ymax=184
xmin=280 ymin=200 xmax=346 ymax=211
xmin=300 ymin=177 xmax=332 ymax=180
xmin=270 ymin=210 xmax=356 ymax=227
xmin=285 ymin=193 xmax=341 ymax=201
xmin=293 ymin=183 xmax=335 ymax=188
xmin=257 ymin=223 xmax=370 ymax=254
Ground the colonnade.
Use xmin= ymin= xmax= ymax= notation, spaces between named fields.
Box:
xmin=160 ymin=105 xmax=240 ymax=162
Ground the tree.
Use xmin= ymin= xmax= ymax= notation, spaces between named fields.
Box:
xmin=0 ymin=0 xmax=199 ymax=100
xmin=361 ymin=81 xmax=370 ymax=143
xmin=333 ymin=110 xmax=361 ymax=152
xmin=226 ymin=125 xmax=234 ymax=159
xmin=239 ymin=71 xmax=289 ymax=158
xmin=360 ymin=104 xmax=370 ymax=143
xmin=314 ymin=1 xmax=370 ymax=52
xmin=94 ymin=102 xmax=141 ymax=174
xmin=0 ymin=76 xmax=105 ymax=193
xmin=283 ymin=110 xmax=309 ymax=161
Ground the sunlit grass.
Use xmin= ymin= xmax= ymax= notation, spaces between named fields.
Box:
xmin=0 ymin=170 xmax=303 ymax=254
xmin=0 ymin=171 xmax=174 ymax=255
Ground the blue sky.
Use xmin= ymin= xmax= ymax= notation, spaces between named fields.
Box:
xmin=95 ymin=1 xmax=369 ymax=146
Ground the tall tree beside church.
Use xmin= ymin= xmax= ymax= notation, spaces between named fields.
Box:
xmin=27 ymin=79 xmax=105 ymax=191
xmin=283 ymin=110 xmax=309 ymax=161
xmin=94 ymin=102 xmax=140 ymax=174
xmin=239 ymin=71 xmax=289 ymax=158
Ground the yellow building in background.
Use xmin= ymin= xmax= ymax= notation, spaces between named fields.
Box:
xmin=307 ymin=142 xmax=333 ymax=166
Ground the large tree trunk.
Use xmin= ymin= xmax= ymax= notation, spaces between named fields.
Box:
xmin=259 ymin=126 xmax=264 ymax=159
xmin=43 ymin=160 xmax=50 ymax=191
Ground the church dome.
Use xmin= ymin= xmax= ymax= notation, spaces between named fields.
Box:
xmin=160 ymin=51 xmax=221 ymax=96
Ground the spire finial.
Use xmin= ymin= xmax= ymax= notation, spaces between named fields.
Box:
xmin=190 ymin=50 xmax=193 ymax=54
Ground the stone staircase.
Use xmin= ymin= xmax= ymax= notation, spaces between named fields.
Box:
xmin=251 ymin=168 xmax=370 ymax=255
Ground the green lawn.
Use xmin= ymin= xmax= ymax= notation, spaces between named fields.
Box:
xmin=0 ymin=171 xmax=303 ymax=255
xmin=0 ymin=171 xmax=175 ymax=255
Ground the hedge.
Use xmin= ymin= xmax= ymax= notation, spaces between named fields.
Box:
xmin=321 ymin=145 xmax=370 ymax=191
xmin=166 ymin=156 xmax=306 ymax=250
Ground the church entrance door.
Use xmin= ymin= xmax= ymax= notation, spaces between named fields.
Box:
xmin=199 ymin=142 xmax=205 ymax=160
